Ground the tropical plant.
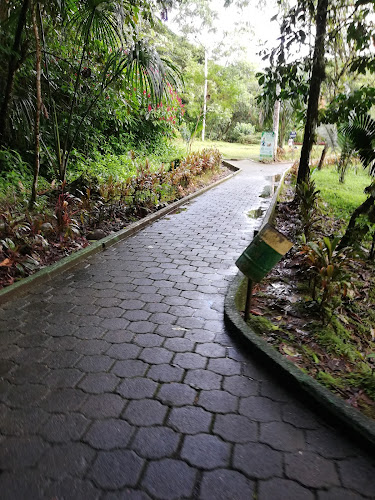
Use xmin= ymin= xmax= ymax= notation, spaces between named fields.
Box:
xmin=337 ymin=113 xmax=375 ymax=252
xmin=300 ymin=235 xmax=350 ymax=311
xmin=295 ymin=176 xmax=320 ymax=238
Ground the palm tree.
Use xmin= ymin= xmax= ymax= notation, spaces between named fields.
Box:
xmin=337 ymin=113 xmax=375 ymax=253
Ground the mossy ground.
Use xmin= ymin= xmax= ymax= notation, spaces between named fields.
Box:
xmin=237 ymin=164 xmax=375 ymax=419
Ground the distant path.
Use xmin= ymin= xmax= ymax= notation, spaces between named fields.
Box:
xmin=0 ymin=160 xmax=374 ymax=499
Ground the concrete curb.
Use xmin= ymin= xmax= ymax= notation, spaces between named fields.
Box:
xmin=224 ymin=169 xmax=375 ymax=455
xmin=0 ymin=162 xmax=240 ymax=305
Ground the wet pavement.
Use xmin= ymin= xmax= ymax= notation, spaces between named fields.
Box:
xmin=0 ymin=160 xmax=374 ymax=499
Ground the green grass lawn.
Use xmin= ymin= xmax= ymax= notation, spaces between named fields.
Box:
xmin=312 ymin=165 xmax=371 ymax=223
xmin=176 ymin=138 xmax=324 ymax=162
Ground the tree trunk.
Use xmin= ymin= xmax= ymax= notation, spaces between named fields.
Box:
xmin=30 ymin=2 xmax=42 ymax=208
xmin=0 ymin=0 xmax=30 ymax=149
xmin=338 ymin=195 xmax=375 ymax=250
xmin=273 ymin=85 xmax=280 ymax=160
xmin=317 ymin=144 xmax=328 ymax=170
xmin=296 ymin=0 xmax=329 ymax=185
xmin=0 ymin=0 xmax=9 ymax=21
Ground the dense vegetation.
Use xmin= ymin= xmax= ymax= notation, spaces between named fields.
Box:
xmin=243 ymin=162 xmax=375 ymax=418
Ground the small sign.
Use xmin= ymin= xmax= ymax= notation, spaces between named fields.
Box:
xmin=260 ymin=131 xmax=275 ymax=160
xmin=289 ymin=131 xmax=297 ymax=139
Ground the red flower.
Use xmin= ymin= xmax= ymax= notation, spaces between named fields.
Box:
xmin=148 ymin=105 xmax=152 ymax=112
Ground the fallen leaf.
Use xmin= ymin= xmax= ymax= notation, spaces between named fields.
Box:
xmin=0 ymin=258 xmax=12 ymax=267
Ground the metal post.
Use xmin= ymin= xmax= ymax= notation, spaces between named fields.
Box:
xmin=202 ymin=48 xmax=208 ymax=142
xmin=244 ymin=278 xmax=253 ymax=322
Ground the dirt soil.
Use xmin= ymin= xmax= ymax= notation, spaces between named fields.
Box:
xmin=0 ymin=166 xmax=232 ymax=289
xmin=243 ymin=176 xmax=375 ymax=420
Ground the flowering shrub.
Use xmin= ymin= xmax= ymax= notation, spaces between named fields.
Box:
xmin=143 ymin=83 xmax=185 ymax=137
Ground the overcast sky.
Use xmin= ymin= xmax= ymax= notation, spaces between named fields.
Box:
xmin=166 ymin=0 xmax=281 ymax=67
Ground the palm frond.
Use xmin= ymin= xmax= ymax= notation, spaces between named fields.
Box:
xmin=340 ymin=113 xmax=375 ymax=175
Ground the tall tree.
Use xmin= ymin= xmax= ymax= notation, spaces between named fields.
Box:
xmin=297 ymin=0 xmax=328 ymax=185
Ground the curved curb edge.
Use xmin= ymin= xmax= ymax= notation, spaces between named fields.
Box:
xmin=0 ymin=162 xmax=240 ymax=305
xmin=224 ymin=170 xmax=375 ymax=455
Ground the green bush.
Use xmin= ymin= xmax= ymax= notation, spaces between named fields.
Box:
xmin=229 ymin=122 xmax=256 ymax=143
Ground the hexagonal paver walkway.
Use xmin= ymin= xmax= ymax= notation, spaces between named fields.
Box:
xmin=1 ymin=160 xmax=375 ymax=499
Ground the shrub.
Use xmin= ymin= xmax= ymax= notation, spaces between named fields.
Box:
xmin=230 ymin=122 xmax=256 ymax=143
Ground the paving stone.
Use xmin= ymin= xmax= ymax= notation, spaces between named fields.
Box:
xmin=95 ymin=297 xmax=122 ymax=307
xmin=0 ymin=471 xmax=46 ymax=500
xmin=0 ymin=407 xmax=49 ymax=436
xmin=143 ymin=302 xmax=170 ymax=313
xmin=147 ymin=363 xmax=184 ymax=382
xmin=142 ymin=459 xmax=197 ymax=500
xmin=185 ymin=329 xmax=216 ymax=343
xmin=260 ymin=421 xmax=305 ymax=451
xmin=154 ymin=324 xmax=186 ymax=338
xmin=306 ymin=427 xmax=360 ymax=458
xmin=285 ymin=451 xmax=340 ymax=488
xmin=168 ymin=405 xmax=212 ymax=434
xmin=83 ymin=418 xmax=134 ymax=449
xmin=233 ymin=442 xmax=283 ymax=479
xmin=162 ymin=296 xmax=188 ymax=306
xmin=41 ymin=388 xmax=86 ymax=412
xmin=164 ymin=337 xmax=195 ymax=352
xmin=173 ymin=352 xmax=206 ymax=369
xmin=176 ymin=317 xmax=204 ymax=329
xmin=132 ymin=426 xmax=180 ymax=459
xmin=37 ymin=442 xmax=95 ymax=479
xmin=74 ymin=339 xmax=110 ymax=355
xmin=106 ymin=343 xmax=141 ymax=360
xmin=195 ymin=342 xmax=226 ymax=357
xmin=148 ymin=312 xmax=176 ymax=325
xmin=239 ymin=396 xmax=281 ymax=422
xmin=208 ymin=357 xmax=241 ymax=376
xmin=139 ymin=347 xmax=173 ymax=364
xmin=338 ymin=456 xmax=375 ymax=497
xmin=40 ymin=413 xmax=90 ymax=443
xmin=123 ymin=399 xmax=167 ymax=426
xmin=74 ymin=325 xmax=105 ymax=339
xmin=214 ymin=413 xmax=257 ymax=443
xmin=117 ymin=377 xmax=157 ymax=399
xmin=258 ymin=478 xmax=315 ymax=500
xmin=8 ymin=362 xmax=50 ymax=385
xmin=89 ymin=450 xmax=144 ymax=489
xmin=2 ymin=162 xmax=372 ymax=497
xmin=76 ymin=354 xmax=114 ymax=372
xmin=181 ymin=433 xmax=231 ymax=469
xmin=185 ymin=368 xmax=222 ymax=390
xmin=78 ymin=372 xmax=120 ymax=393
xmin=45 ymin=478 xmax=101 ymax=500
xmin=260 ymin=379 xmax=296 ymax=402
xmin=123 ymin=309 xmax=151 ymax=321
xmin=133 ymin=333 xmax=164 ymax=347
xmin=157 ymin=382 xmax=197 ymax=406
xmin=198 ymin=389 xmax=238 ymax=413
xmin=0 ymin=436 xmax=48 ymax=469
xmin=200 ymin=469 xmax=254 ymax=500
xmin=103 ymin=490 xmax=151 ymax=500
xmin=112 ymin=359 xmax=149 ymax=378
xmin=127 ymin=321 xmax=156 ymax=334
xmin=80 ymin=393 xmax=125 ymax=418
xmin=103 ymin=330 xmax=134 ymax=343
xmin=223 ymin=375 xmax=259 ymax=397
xmin=282 ymin=403 xmax=321 ymax=429
xmin=168 ymin=305 xmax=196 ymax=317
xmin=100 ymin=318 xmax=130 ymax=331
xmin=44 ymin=350 xmax=82 ymax=368
xmin=317 ymin=488 xmax=367 ymax=500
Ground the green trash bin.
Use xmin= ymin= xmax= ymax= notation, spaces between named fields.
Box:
xmin=236 ymin=223 xmax=293 ymax=282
